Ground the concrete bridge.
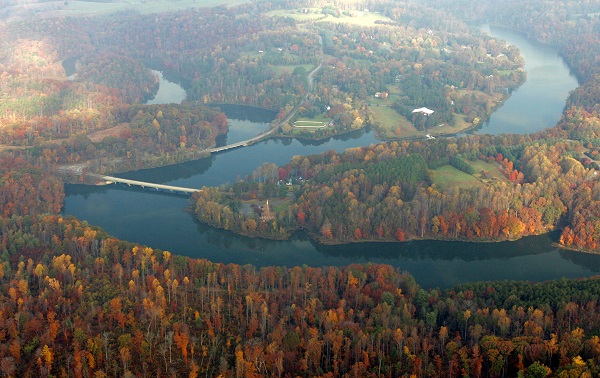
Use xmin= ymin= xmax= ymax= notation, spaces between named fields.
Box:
xmin=209 ymin=140 xmax=250 ymax=153
xmin=209 ymin=127 xmax=277 ymax=153
xmin=90 ymin=174 xmax=200 ymax=195
xmin=208 ymin=53 xmax=321 ymax=154
xmin=85 ymin=128 xmax=277 ymax=194
xmin=80 ymin=54 xmax=323 ymax=193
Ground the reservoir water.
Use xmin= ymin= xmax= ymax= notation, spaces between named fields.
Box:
xmin=146 ymin=70 xmax=186 ymax=105
xmin=63 ymin=26 xmax=600 ymax=289
xmin=478 ymin=25 xmax=579 ymax=135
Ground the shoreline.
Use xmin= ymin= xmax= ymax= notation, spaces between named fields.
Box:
xmin=192 ymin=212 xmax=566 ymax=250
xmin=553 ymin=242 xmax=600 ymax=256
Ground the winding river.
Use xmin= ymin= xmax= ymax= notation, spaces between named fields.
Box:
xmin=477 ymin=25 xmax=579 ymax=134
xmin=62 ymin=26 xmax=599 ymax=289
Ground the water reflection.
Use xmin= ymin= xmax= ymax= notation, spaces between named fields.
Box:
xmin=115 ymin=155 xmax=217 ymax=183
xmin=292 ymin=127 xmax=373 ymax=147
xmin=63 ymin=25 xmax=600 ymax=289
xmin=558 ymin=250 xmax=600 ymax=273
xmin=61 ymin=56 xmax=79 ymax=77
xmin=70 ymin=183 xmax=193 ymax=200
xmin=313 ymin=232 xmax=559 ymax=262
xmin=209 ymin=104 xmax=277 ymax=123
xmin=146 ymin=70 xmax=186 ymax=105
xmin=64 ymin=102 xmax=600 ymax=290
xmin=181 ymin=220 xmax=600 ymax=289
xmin=471 ymin=25 xmax=579 ymax=135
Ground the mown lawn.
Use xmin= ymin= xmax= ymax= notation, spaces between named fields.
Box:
xmin=292 ymin=115 xmax=330 ymax=134
xmin=57 ymin=0 xmax=248 ymax=16
xmin=266 ymin=9 xmax=326 ymax=21
xmin=369 ymin=105 xmax=416 ymax=138
xmin=470 ymin=160 xmax=511 ymax=184
xmin=431 ymin=165 xmax=484 ymax=191
xmin=316 ymin=12 xmax=393 ymax=26
xmin=271 ymin=63 xmax=315 ymax=76
xmin=267 ymin=9 xmax=392 ymax=26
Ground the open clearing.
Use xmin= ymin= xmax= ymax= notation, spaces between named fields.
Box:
xmin=266 ymin=9 xmax=326 ymax=22
xmin=432 ymin=160 xmax=511 ymax=192
xmin=293 ymin=115 xmax=330 ymax=131
xmin=470 ymin=160 xmax=511 ymax=184
xmin=294 ymin=120 xmax=327 ymax=128
xmin=31 ymin=0 xmax=249 ymax=17
xmin=432 ymin=165 xmax=484 ymax=191
xmin=267 ymin=8 xmax=392 ymax=26
xmin=271 ymin=64 xmax=315 ymax=76
xmin=317 ymin=12 xmax=393 ymax=26
xmin=369 ymin=105 xmax=416 ymax=138
xmin=88 ymin=123 xmax=130 ymax=143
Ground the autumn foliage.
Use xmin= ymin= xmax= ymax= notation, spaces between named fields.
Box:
xmin=1 ymin=0 xmax=600 ymax=376
xmin=0 ymin=214 xmax=599 ymax=376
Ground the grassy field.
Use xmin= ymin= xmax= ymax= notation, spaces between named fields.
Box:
xmin=365 ymin=84 xmax=401 ymax=107
xmin=431 ymin=165 xmax=485 ymax=191
xmin=294 ymin=121 xmax=326 ymax=127
xmin=369 ymin=105 xmax=416 ymax=138
xmin=294 ymin=115 xmax=329 ymax=130
xmin=240 ymin=198 xmax=291 ymax=215
xmin=435 ymin=114 xmax=471 ymax=135
xmin=46 ymin=0 xmax=249 ymax=17
xmin=432 ymin=160 xmax=510 ymax=192
xmin=240 ymin=51 xmax=263 ymax=59
xmin=272 ymin=200 xmax=292 ymax=213
xmin=267 ymin=8 xmax=392 ymax=26
xmin=271 ymin=63 xmax=315 ymax=76
xmin=266 ymin=9 xmax=326 ymax=22
xmin=87 ymin=123 xmax=130 ymax=143
xmin=370 ymin=106 xmax=480 ymax=139
xmin=239 ymin=51 xmax=315 ymax=77
xmin=367 ymin=84 xmax=422 ymax=138
xmin=317 ymin=12 xmax=393 ymax=26
xmin=470 ymin=160 xmax=511 ymax=184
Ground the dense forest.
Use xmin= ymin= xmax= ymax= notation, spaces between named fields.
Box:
xmin=192 ymin=129 xmax=572 ymax=243
xmin=0 ymin=0 xmax=526 ymax=160
xmin=1 ymin=212 xmax=600 ymax=377
xmin=191 ymin=0 xmax=600 ymax=254
xmin=0 ymin=0 xmax=600 ymax=376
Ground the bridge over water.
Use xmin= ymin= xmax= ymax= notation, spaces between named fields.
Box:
xmin=86 ymin=129 xmax=277 ymax=194
xmin=89 ymin=174 xmax=200 ymax=195
xmin=209 ymin=127 xmax=276 ymax=153
xmin=82 ymin=56 xmax=323 ymax=194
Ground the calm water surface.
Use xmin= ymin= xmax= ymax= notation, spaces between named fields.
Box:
xmin=63 ymin=27 xmax=600 ymax=289
xmin=478 ymin=25 xmax=579 ymax=134
xmin=146 ymin=70 xmax=186 ymax=105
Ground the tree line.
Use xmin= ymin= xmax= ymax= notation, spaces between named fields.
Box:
xmin=0 ymin=212 xmax=600 ymax=376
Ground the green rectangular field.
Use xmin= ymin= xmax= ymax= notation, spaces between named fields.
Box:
xmin=432 ymin=165 xmax=484 ymax=191
xmin=296 ymin=114 xmax=329 ymax=123
xmin=268 ymin=9 xmax=392 ymax=26
xmin=56 ymin=0 xmax=249 ymax=16
xmin=368 ymin=105 xmax=416 ymax=138
xmin=271 ymin=64 xmax=315 ymax=76
xmin=266 ymin=9 xmax=325 ymax=21
xmin=470 ymin=160 xmax=511 ymax=183
xmin=317 ymin=12 xmax=393 ymax=26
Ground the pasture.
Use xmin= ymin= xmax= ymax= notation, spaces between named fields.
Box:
xmin=44 ymin=0 xmax=249 ymax=17
xmin=431 ymin=165 xmax=485 ymax=191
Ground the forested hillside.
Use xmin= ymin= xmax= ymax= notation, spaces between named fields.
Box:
xmin=1 ymin=213 xmax=600 ymax=377
xmin=0 ymin=0 xmax=527 ymax=169
xmin=0 ymin=0 xmax=599 ymax=376
xmin=192 ymin=0 xmax=600 ymax=253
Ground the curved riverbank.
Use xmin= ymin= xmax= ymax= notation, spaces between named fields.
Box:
xmin=63 ymin=25 xmax=598 ymax=289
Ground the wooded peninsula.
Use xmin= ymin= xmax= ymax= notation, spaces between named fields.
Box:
xmin=1 ymin=0 xmax=600 ymax=376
